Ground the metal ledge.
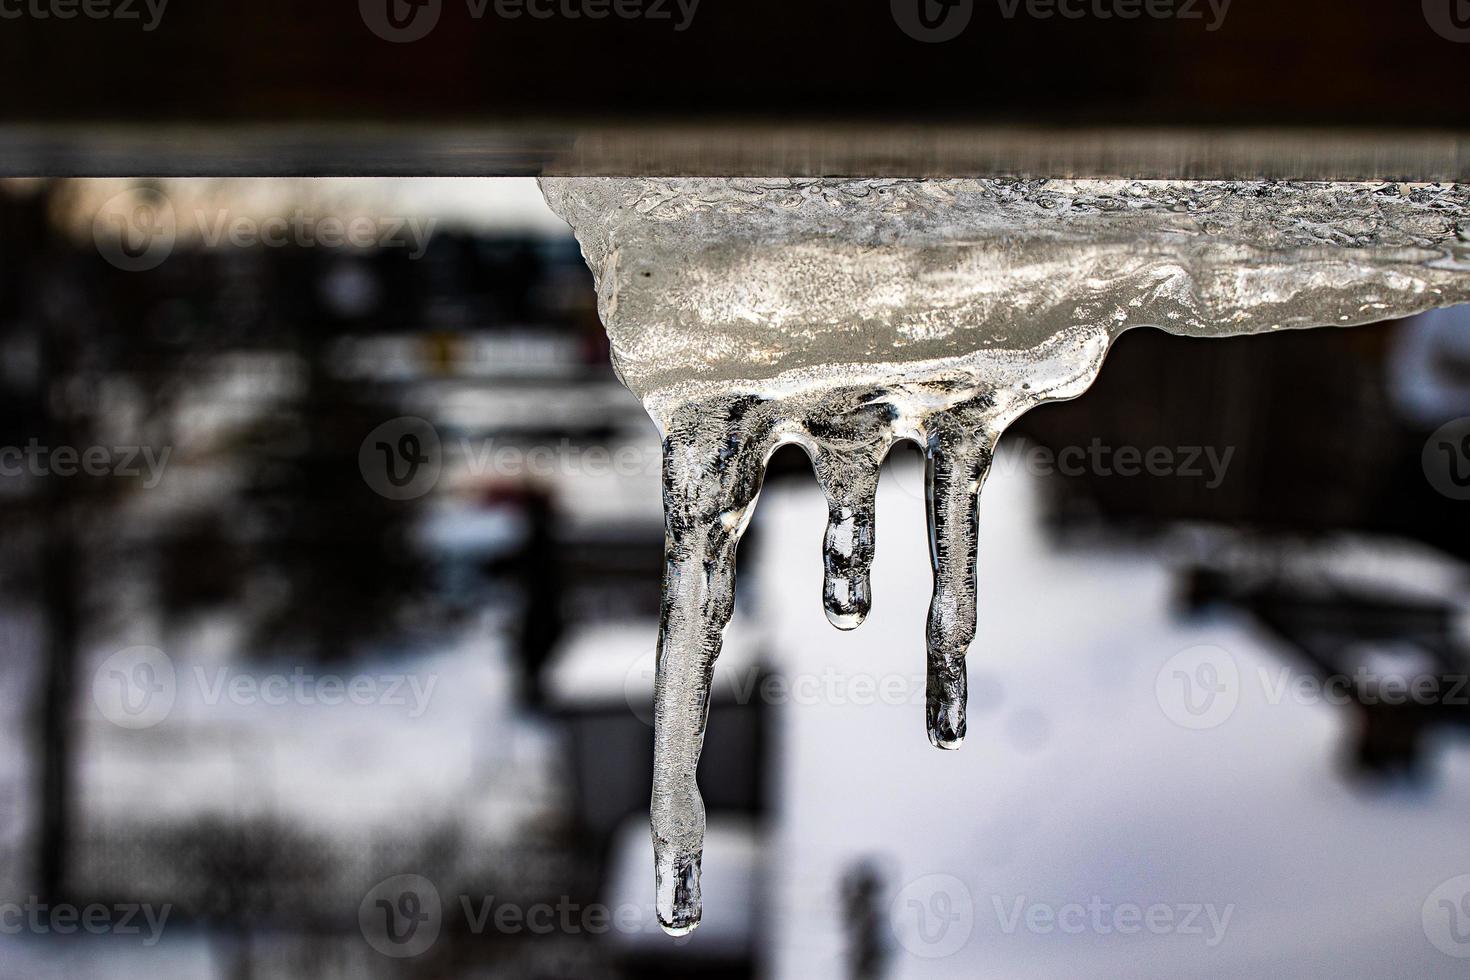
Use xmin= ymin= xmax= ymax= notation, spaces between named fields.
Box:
xmin=3 ymin=123 xmax=1467 ymax=180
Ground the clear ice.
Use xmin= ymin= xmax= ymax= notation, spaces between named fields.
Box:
xmin=538 ymin=177 xmax=1470 ymax=935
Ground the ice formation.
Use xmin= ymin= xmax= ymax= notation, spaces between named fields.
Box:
xmin=538 ymin=177 xmax=1470 ymax=935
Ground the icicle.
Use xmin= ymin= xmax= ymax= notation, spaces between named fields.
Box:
xmin=537 ymin=175 xmax=1470 ymax=937
xmin=921 ymin=406 xmax=999 ymax=749
xmin=810 ymin=447 xmax=883 ymax=630
xmin=650 ymin=394 xmax=775 ymax=936
xmin=638 ymin=349 xmax=1117 ymax=932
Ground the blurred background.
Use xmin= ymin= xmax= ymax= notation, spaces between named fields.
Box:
xmin=3 ymin=177 xmax=1470 ymax=979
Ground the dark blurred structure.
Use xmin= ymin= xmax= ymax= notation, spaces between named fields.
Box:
xmin=839 ymin=860 xmax=890 ymax=980
xmin=1016 ymin=325 xmax=1469 ymax=547
xmin=1012 ymin=322 xmax=1470 ymax=778
xmin=0 ymin=0 xmax=1466 ymax=970
xmin=4 ymin=174 xmax=1470 ymax=978
xmin=1183 ymin=551 xmax=1469 ymax=778
xmin=0 ymin=178 xmax=710 ymax=978
xmin=0 ymin=2 xmax=1468 ymax=179
xmin=1 ymin=4 xmax=1468 ymax=134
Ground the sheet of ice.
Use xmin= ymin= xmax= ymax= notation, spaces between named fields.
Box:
xmin=539 ymin=176 xmax=1470 ymax=934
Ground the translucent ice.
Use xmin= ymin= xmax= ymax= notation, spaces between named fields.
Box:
xmin=539 ymin=177 xmax=1470 ymax=935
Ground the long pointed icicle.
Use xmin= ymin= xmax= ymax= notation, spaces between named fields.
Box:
xmin=922 ymin=407 xmax=998 ymax=750
xmin=651 ymin=395 xmax=774 ymax=936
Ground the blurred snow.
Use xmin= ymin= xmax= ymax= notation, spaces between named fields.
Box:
xmin=79 ymin=612 xmax=560 ymax=838
xmin=55 ymin=177 xmax=569 ymax=244
xmin=603 ymin=815 xmax=761 ymax=958
xmin=757 ymin=444 xmax=1470 ymax=979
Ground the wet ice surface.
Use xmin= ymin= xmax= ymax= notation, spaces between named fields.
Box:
xmin=539 ymin=176 xmax=1470 ymax=934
